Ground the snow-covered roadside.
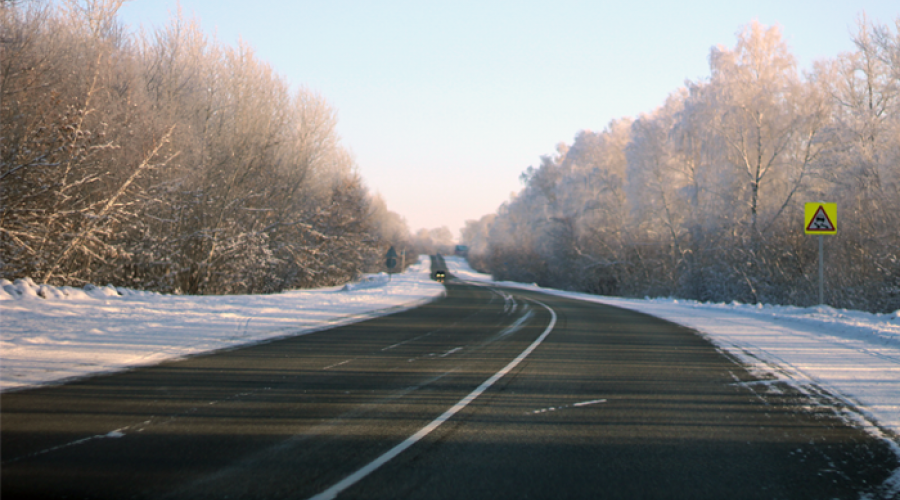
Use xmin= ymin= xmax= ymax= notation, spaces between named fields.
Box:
xmin=445 ymin=256 xmax=900 ymax=442
xmin=0 ymin=257 xmax=444 ymax=392
xmin=448 ymin=256 xmax=900 ymax=495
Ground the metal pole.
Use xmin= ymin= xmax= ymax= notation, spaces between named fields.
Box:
xmin=818 ymin=234 xmax=824 ymax=305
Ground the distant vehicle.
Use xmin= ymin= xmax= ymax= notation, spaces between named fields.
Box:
xmin=454 ymin=245 xmax=468 ymax=256
xmin=434 ymin=270 xmax=446 ymax=283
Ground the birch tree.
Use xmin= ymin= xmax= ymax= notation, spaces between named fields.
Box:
xmin=706 ymin=21 xmax=807 ymax=237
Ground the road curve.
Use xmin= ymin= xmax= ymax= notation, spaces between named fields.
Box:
xmin=1 ymin=278 xmax=896 ymax=499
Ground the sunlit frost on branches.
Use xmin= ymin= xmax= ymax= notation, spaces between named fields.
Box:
xmin=0 ymin=0 xmax=407 ymax=294
xmin=464 ymin=18 xmax=900 ymax=313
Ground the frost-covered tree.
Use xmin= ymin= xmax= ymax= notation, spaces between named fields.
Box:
xmin=808 ymin=15 xmax=900 ymax=311
xmin=1 ymin=0 xmax=177 ymax=285
xmin=472 ymin=15 xmax=899 ymax=312
xmin=1 ymin=0 xmax=401 ymax=294
xmin=706 ymin=21 xmax=814 ymax=237
xmin=460 ymin=214 xmax=494 ymax=272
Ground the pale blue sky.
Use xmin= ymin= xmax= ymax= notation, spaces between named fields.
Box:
xmin=118 ymin=1 xmax=899 ymax=237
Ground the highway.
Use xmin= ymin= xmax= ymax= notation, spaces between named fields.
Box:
xmin=1 ymin=262 xmax=895 ymax=499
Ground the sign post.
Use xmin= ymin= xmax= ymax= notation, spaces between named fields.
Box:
xmin=804 ymin=202 xmax=837 ymax=305
xmin=385 ymin=246 xmax=398 ymax=282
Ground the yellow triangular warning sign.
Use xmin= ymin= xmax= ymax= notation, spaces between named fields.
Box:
xmin=806 ymin=205 xmax=835 ymax=232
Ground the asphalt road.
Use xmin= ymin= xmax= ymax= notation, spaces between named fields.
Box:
xmin=1 ymin=270 xmax=896 ymax=499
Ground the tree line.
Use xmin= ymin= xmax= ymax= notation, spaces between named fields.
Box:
xmin=1 ymin=0 xmax=411 ymax=294
xmin=463 ymin=17 xmax=900 ymax=313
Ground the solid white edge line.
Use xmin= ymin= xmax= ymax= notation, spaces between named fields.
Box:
xmin=307 ymin=298 xmax=558 ymax=500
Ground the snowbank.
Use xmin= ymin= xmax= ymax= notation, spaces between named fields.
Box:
xmin=0 ymin=257 xmax=443 ymax=392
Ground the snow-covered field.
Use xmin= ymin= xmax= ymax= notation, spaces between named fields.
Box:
xmin=0 ymin=257 xmax=443 ymax=392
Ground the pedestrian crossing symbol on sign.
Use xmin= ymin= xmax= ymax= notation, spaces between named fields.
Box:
xmin=804 ymin=202 xmax=837 ymax=235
